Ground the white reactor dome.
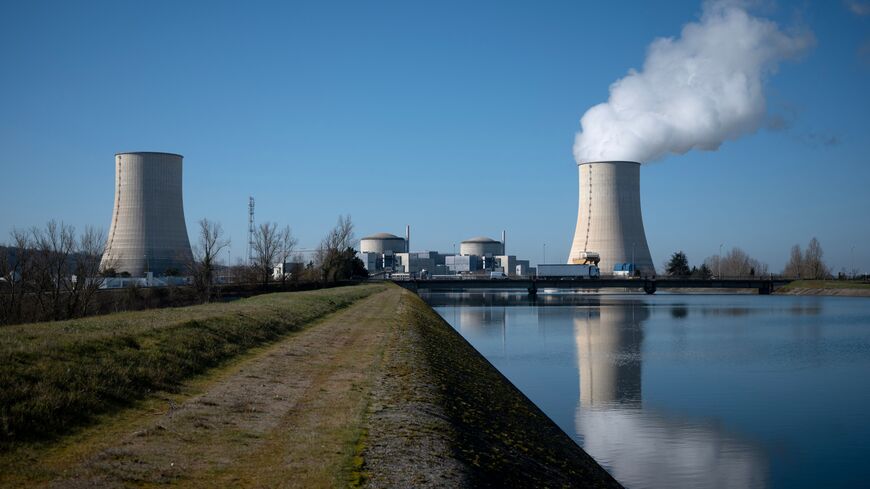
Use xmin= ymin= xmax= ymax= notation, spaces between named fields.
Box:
xmin=460 ymin=236 xmax=504 ymax=256
xmin=359 ymin=232 xmax=407 ymax=254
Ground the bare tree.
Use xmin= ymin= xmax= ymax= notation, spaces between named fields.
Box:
xmin=0 ymin=243 xmax=13 ymax=324
xmin=316 ymin=215 xmax=365 ymax=282
xmin=317 ymin=215 xmax=354 ymax=260
xmin=783 ymin=244 xmax=804 ymax=278
xmin=803 ymin=237 xmax=829 ymax=279
xmin=704 ymin=247 xmax=768 ymax=278
xmin=2 ymin=231 xmax=27 ymax=324
xmin=31 ymin=220 xmax=76 ymax=320
xmin=190 ymin=219 xmax=229 ymax=301
xmin=252 ymin=222 xmax=281 ymax=286
xmin=276 ymin=225 xmax=299 ymax=286
xmin=66 ymin=226 xmax=110 ymax=317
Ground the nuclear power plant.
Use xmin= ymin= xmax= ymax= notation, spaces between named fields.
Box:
xmin=568 ymin=161 xmax=655 ymax=275
xmin=101 ymin=152 xmax=193 ymax=276
xmin=357 ymin=228 xmax=533 ymax=277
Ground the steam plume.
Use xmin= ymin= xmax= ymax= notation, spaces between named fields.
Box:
xmin=573 ymin=1 xmax=813 ymax=164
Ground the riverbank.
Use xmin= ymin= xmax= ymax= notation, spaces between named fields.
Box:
xmin=359 ymin=288 xmax=621 ymax=488
xmin=0 ymin=284 xmax=619 ymax=487
xmin=775 ymin=280 xmax=870 ymax=297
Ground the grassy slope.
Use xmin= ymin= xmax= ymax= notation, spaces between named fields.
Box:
xmin=780 ymin=280 xmax=870 ymax=290
xmin=0 ymin=284 xmax=383 ymax=448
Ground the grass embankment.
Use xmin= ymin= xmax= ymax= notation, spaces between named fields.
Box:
xmin=780 ymin=280 xmax=870 ymax=290
xmin=360 ymin=290 xmax=623 ymax=488
xmin=0 ymin=284 xmax=384 ymax=449
xmin=777 ymin=280 xmax=870 ymax=296
xmin=2 ymin=284 xmax=620 ymax=487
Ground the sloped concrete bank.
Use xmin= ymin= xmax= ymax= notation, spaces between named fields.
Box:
xmin=359 ymin=288 xmax=622 ymax=488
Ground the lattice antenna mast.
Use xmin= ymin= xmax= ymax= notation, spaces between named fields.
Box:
xmin=247 ymin=196 xmax=255 ymax=266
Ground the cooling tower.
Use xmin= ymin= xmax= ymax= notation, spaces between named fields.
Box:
xmin=568 ymin=161 xmax=655 ymax=275
xmin=101 ymin=152 xmax=193 ymax=276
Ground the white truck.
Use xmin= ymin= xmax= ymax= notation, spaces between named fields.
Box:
xmin=536 ymin=264 xmax=600 ymax=279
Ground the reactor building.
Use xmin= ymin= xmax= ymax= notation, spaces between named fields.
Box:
xmin=358 ymin=228 xmax=532 ymax=277
xmin=100 ymin=152 xmax=193 ymax=276
xmin=568 ymin=161 xmax=655 ymax=275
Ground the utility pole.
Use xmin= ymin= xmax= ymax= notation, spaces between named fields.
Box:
xmin=719 ymin=243 xmax=724 ymax=279
xmin=247 ymin=197 xmax=255 ymax=266
xmin=852 ymin=245 xmax=855 ymax=279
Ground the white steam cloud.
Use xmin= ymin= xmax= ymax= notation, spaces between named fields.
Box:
xmin=573 ymin=1 xmax=814 ymax=164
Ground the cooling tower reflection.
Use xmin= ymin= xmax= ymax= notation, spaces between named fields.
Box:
xmin=574 ymin=301 xmax=645 ymax=407
xmin=572 ymin=301 xmax=767 ymax=489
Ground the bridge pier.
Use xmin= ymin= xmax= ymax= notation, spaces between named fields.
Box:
xmin=758 ymin=281 xmax=773 ymax=295
xmin=643 ymin=280 xmax=657 ymax=295
xmin=528 ymin=282 xmax=537 ymax=297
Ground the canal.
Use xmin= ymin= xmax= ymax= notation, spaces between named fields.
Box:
xmin=423 ymin=292 xmax=870 ymax=489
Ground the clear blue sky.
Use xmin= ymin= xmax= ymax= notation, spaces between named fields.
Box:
xmin=2 ymin=0 xmax=868 ymax=273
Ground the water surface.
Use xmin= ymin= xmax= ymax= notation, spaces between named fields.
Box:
xmin=425 ymin=292 xmax=870 ymax=489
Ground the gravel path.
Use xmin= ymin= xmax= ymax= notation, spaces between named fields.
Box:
xmin=44 ymin=289 xmax=399 ymax=488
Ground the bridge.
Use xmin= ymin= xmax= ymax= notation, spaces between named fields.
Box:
xmin=394 ymin=277 xmax=792 ymax=295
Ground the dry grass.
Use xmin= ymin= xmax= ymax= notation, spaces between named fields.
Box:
xmin=0 ymin=285 xmax=397 ymax=488
xmin=781 ymin=279 xmax=870 ymax=290
xmin=0 ymin=284 xmax=384 ymax=448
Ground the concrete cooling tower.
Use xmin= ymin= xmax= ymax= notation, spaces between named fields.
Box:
xmin=568 ymin=161 xmax=655 ymax=275
xmin=101 ymin=152 xmax=193 ymax=276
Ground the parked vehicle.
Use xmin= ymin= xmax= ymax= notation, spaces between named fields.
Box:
xmin=612 ymin=263 xmax=637 ymax=277
xmin=536 ymin=264 xmax=600 ymax=279
xmin=490 ymin=271 xmax=508 ymax=279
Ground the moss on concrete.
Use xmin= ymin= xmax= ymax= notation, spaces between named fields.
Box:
xmin=361 ymin=288 xmax=622 ymax=488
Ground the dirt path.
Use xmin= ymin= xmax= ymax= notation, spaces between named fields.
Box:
xmin=38 ymin=288 xmax=400 ymax=488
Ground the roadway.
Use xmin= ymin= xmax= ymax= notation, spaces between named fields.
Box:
xmin=393 ymin=277 xmax=792 ymax=295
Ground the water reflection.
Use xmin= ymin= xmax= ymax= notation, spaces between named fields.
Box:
xmin=456 ymin=307 xmax=506 ymax=338
xmin=574 ymin=301 xmax=645 ymax=407
xmin=427 ymin=292 xmax=870 ymax=489
xmin=571 ymin=300 xmax=766 ymax=488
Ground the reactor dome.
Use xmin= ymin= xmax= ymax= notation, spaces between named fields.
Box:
xmin=359 ymin=232 xmax=407 ymax=254
xmin=460 ymin=236 xmax=504 ymax=256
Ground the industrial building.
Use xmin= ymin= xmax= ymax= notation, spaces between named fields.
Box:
xmin=358 ymin=232 xmax=408 ymax=272
xmin=568 ymin=161 xmax=655 ymax=275
xmin=454 ymin=233 xmax=531 ymax=277
xmin=459 ymin=236 xmax=504 ymax=257
xmin=358 ymin=229 xmax=532 ymax=278
xmin=100 ymin=152 xmax=193 ymax=276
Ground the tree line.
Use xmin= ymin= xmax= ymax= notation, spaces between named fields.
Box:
xmin=191 ymin=214 xmax=366 ymax=299
xmin=0 ymin=221 xmax=108 ymax=323
xmin=664 ymin=237 xmax=831 ymax=279
xmin=0 ymin=215 xmax=368 ymax=325
xmin=782 ymin=237 xmax=830 ymax=279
